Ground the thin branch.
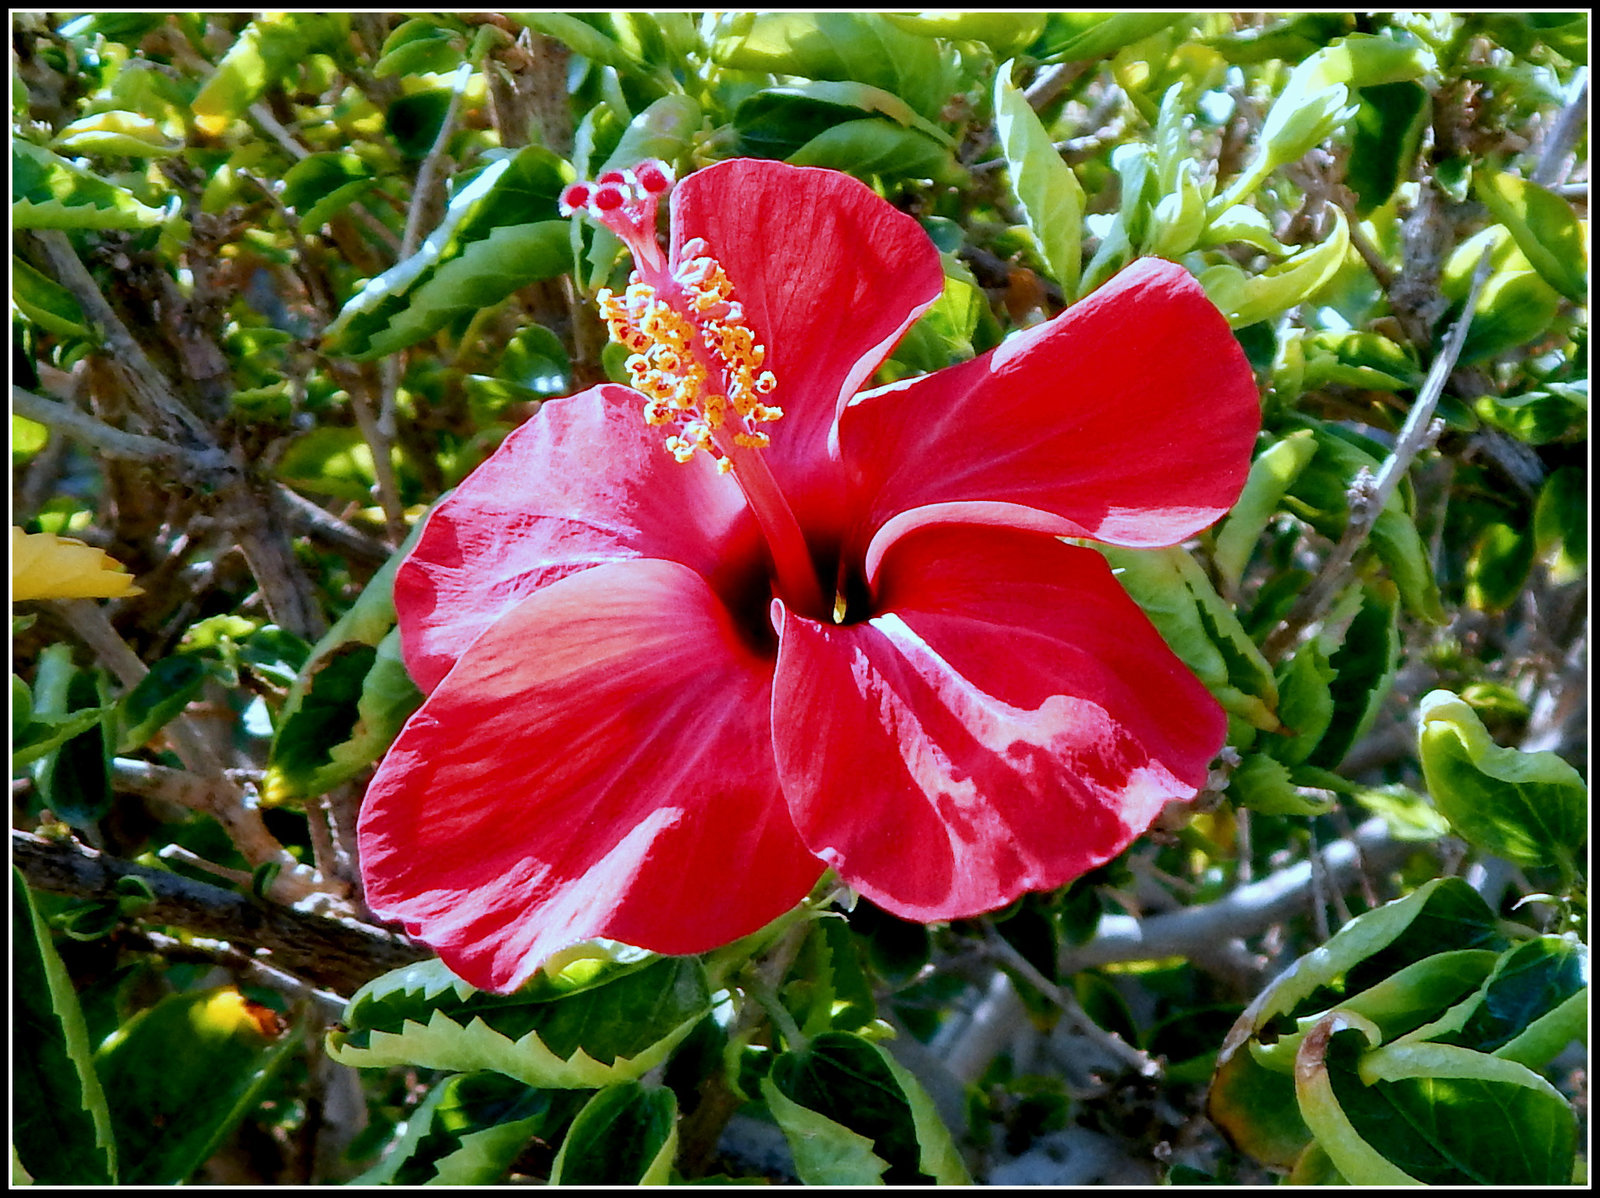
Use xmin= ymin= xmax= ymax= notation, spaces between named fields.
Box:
xmin=1056 ymin=818 xmax=1433 ymax=974
xmin=122 ymin=927 xmax=348 ymax=1020
xmin=57 ymin=604 xmax=346 ymax=907
xmin=985 ymin=931 xmax=1158 ymax=1076
xmin=1262 ymin=246 xmax=1495 ymax=660
xmin=14 ymin=830 xmax=429 ymax=996
xmin=1533 ymin=67 xmax=1589 ymax=187
xmin=12 ymin=385 xmax=208 ymax=466
xmin=277 ymin=483 xmax=394 ymax=566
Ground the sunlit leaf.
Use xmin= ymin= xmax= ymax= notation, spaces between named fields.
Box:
xmin=994 ymin=60 xmax=1084 ymax=297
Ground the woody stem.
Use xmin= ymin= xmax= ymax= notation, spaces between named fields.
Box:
xmin=715 ymin=435 xmax=828 ymax=619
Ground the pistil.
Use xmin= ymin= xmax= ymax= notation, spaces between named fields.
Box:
xmin=561 ymin=161 xmax=828 ymax=619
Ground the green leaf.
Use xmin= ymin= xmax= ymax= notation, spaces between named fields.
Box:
xmin=1534 ymin=465 xmax=1587 ymax=583
xmin=1209 ymin=879 xmax=1505 ymax=1167
xmin=761 ymin=1075 xmax=888 ymax=1184
xmin=323 ymin=147 xmax=572 ymax=359
xmin=1229 ymin=751 xmax=1333 ymax=817
xmin=1465 ymin=520 xmax=1535 ymax=613
xmin=114 ymin=653 xmax=213 ymax=753
xmin=1099 ymin=545 xmax=1280 ymax=732
xmin=1309 ymin=581 xmax=1401 ymax=769
xmin=329 ymin=954 xmax=713 ymax=1088
xmin=375 ymin=17 xmax=465 ymax=79
xmin=1417 ymin=690 xmax=1587 ymax=871
xmin=13 ymin=870 xmax=117 ymax=1184
xmin=1283 ymin=422 xmax=1444 ymax=623
xmin=1198 ymin=206 xmax=1350 ymax=328
xmin=265 ymin=521 xmax=426 ymax=802
xmin=766 ymin=1031 xmax=967 ymax=1184
xmin=598 ymin=93 xmax=702 ymax=174
xmin=1036 ymin=12 xmax=1180 ymax=63
xmin=273 ymin=425 xmax=378 ymax=503
xmin=787 ymin=119 xmax=950 ymax=182
xmin=95 ymin=987 xmax=295 ymax=1184
xmin=884 ymin=255 xmax=981 ymax=377
xmin=1325 ymin=1033 xmax=1578 ymax=1184
xmin=1267 ymin=643 xmax=1336 ymax=767
xmin=1407 ymin=936 xmax=1588 ymax=1060
xmin=358 ymin=219 xmax=571 ymax=360
xmin=192 ymin=17 xmax=300 ymax=136
xmin=512 ymin=12 xmax=639 ymax=70
xmin=1473 ymin=168 xmax=1588 ymax=304
xmin=12 ymin=256 xmax=89 ymax=339
xmin=51 ymin=109 xmax=181 ymax=158
xmin=1346 ymin=81 xmax=1428 ymax=217
xmin=712 ymin=12 xmax=959 ymax=121
xmin=882 ymin=11 xmax=1047 ymax=53
xmin=29 ymin=646 xmax=112 ymax=827
xmin=549 ymin=1082 xmax=678 ymax=1185
xmin=1213 ymin=430 xmax=1318 ymax=591
xmin=993 ymin=61 xmax=1084 ymax=298
xmin=12 ymin=141 xmax=168 ymax=230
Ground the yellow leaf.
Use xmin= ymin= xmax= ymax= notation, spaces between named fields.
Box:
xmin=11 ymin=528 xmax=143 ymax=601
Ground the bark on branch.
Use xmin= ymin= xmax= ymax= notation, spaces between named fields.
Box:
xmin=13 ymin=830 xmax=431 ymax=997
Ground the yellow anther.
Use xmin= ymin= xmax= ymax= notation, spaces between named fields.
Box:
xmin=595 ymin=246 xmax=781 ymax=466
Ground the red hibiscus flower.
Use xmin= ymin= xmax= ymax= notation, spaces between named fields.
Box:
xmin=358 ymin=158 xmax=1259 ymax=993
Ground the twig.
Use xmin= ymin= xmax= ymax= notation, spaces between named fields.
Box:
xmin=14 ymin=830 xmax=429 ymax=996
xmin=1261 ymin=246 xmax=1495 ymax=660
xmin=276 ymin=483 xmax=393 ymax=565
xmin=1533 ymin=67 xmax=1588 ymax=187
xmin=121 ymin=927 xmax=348 ymax=1020
xmin=1057 ymin=818 xmax=1434 ymax=973
xmin=11 ymin=385 xmax=208 ymax=466
xmin=985 ymin=932 xmax=1158 ymax=1076
xmin=57 ymin=604 xmax=345 ymax=907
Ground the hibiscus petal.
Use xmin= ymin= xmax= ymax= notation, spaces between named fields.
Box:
xmin=394 ymin=384 xmax=761 ymax=693
xmin=362 ymin=558 xmax=822 ymax=993
xmin=839 ymin=257 xmax=1260 ymax=559
xmin=770 ymin=520 xmax=1223 ymax=921
xmin=669 ymin=158 xmax=944 ymax=525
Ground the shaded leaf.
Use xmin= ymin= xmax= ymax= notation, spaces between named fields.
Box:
xmin=549 ymin=1082 xmax=678 ymax=1185
xmin=13 ymin=870 xmax=117 ymax=1184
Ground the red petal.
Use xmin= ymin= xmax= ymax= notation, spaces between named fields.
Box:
xmin=361 ymin=558 xmax=822 ymax=992
xmin=395 ymin=385 xmax=761 ymax=693
xmin=839 ymin=258 xmax=1259 ymax=557
xmin=670 ymin=159 xmax=944 ymax=530
xmin=770 ymin=520 xmax=1223 ymax=921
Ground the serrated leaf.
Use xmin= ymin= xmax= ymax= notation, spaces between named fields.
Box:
xmin=549 ymin=1082 xmax=678 ymax=1185
xmin=1309 ymin=581 xmax=1401 ymax=769
xmin=1267 ymin=642 xmax=1336 ymax=767
xmin=1229 ymin=751 xmax=1333 ymax=816
xmin=329 ymin=955 xmax=713 ymax=1089
xmin=1418 ymin=690 xmax=1587 ymax=870
xmin=95 ymin=987 xmax=294 ymax=1184
xmin=994 ymin=61 xmax=1084 ymax=297
xmin=1474 ymin=169 xmax=1587 ymax=304
xmin=12 ymin=141 xmax=167 ymax=230
xmin=13 ymin=870 xmax=118 ymax=1184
